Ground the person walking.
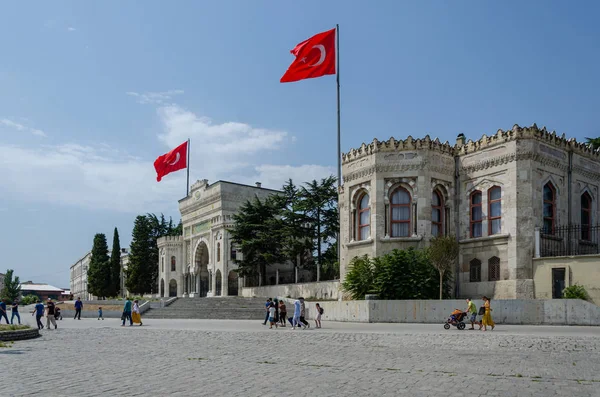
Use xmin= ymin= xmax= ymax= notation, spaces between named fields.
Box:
xmin=46 ymin=298 xmax=57 ymax=330
xmin=10 ymin=300 xmax=21 ymax=325
xmin=97 ymin=306 xmax=104 ymax=320
xmin=132 ymin=300 xmax=143 ymax=326
xmin=481 ymin=296 xmax=495 ymax=331
xmin=122 ymin=297 xmax=133 ymax=326
xmin=292 ymin=299 xmax=303 ymax=330
xmin=0 ymin=299 xmax=9 ymax=324
xmin=74 ymin=297 xmax=83 ymax=320
xmin=278 ymin=300 xmax=287 ymax=327
xmin=268 ymin=302 xmax=278 ymax=329
xmin=314 ymin=303 xmax=323 ymax=328
xmin=32 ymin=300 xmax=45 ymax=329
xmin=299 ymin=297 xmax=309 ymax=329
xmin=465 ymin=298 xmax=478 ymax=330
xmin=262 ymin=298 xmax=272 ymax=325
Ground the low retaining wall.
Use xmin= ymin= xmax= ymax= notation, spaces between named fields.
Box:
xmin=241 ymin=281 xmax=341 ymax=300
xmin=0 ymin=328 xmax=40 ymax=341
xmin=297 ymin=299 xmax=600 ymax=326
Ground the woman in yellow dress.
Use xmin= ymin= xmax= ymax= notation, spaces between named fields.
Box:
xmin=132 ymin=300 xmax=143 ymax=326
xmin=481 ymin=296 xmax=495 ymax=331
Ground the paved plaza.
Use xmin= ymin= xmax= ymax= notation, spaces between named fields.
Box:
xmin=3 ymin=317 xmax=600 ymax=397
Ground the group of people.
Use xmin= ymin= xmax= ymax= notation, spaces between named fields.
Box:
xmin=0 ymin=299 xmax=21 ymax=325
xmin=464 ymin=296 xmax=495 ymax=331
xmin=263 ymin=297 xmax=324 ymax=330
xmin=121 ymin=297 xmax=143 ymax=326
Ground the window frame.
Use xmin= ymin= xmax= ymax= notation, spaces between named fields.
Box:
xmin=469 ymin=259 xmax=482 ymax=282
xmin=488 ymin=256 xmax=500 ymax=281
xmin=171 ymin=256 xmax=176 ymax=272
xmin=488 ymin=186 xmax=501 ymax=236
xmin=543 ymin=183 xmax=556 ymax=234
xmin=390 ymin=187 xmax=412 ymax=237
xmin=431 ymin=190 xmax=444 ymax=237
xmin=581 ymin=192 xmax=592 ymax=241
xmin=470 ymin=190 xmax=483 ymax=238
xmin=357 ymin=192 xmax=371 ymax=241
xmin=217 ymin=243 xmax=221 ymax=262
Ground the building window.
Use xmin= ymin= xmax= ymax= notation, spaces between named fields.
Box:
xmin=470 ymin=191 xmax=483 ymax=238
xmin=161 ymin=257 xmax=164 ymax=273
xmin=217 ymin=243 xmax=221 ymax=262
xmin=231 ymin=246 xmax=237 ymax=261
xmin=390 ymin=187 xmax=411 ymax=237
xmin=488 ymin=186 xmax=501 ymax=235
xmin=171 ymin=256 xmax=176 ymax=272
xmin=431 ymin=190 xmax=444 ymax=237
xmin=581 ymin=192 xmax=592 ymax=241
xmin=357 ymin=192 xmax=370 ymax=240
xmin=469 ymin=259 xmax=481 ymax=282
xmin=488 ymin=256 xmax=500 ymax=281
xmin=543 ymin=183 xmax=556 ymax=234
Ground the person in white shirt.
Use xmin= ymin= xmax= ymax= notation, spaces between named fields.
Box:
xmin=268 ymin=303 xmax=278 ymax=329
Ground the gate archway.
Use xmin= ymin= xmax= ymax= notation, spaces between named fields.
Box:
xmin=169 ymin=279 xmax=177 ymax=297
xmin=194 ymin=241 xmax=210 ymax=297
xmin=228 ymin=271 xmax=239 ymax=296
xmin=215 ymin=270 xmax=222 ymax=296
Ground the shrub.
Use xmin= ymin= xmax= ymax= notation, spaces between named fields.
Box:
xmin=19 ymin=295 xmax=39 ymax=305
xmin=563 ymin=284 xmax=590 ymax=301
xmin=342 ymin=255 xmax=375 ymax=300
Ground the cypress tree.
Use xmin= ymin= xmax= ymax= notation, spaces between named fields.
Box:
xmin=108 ymin=227 xmax=122 ymax=297
xmin=126 ymin=216 xmax=153 ymax=294
xmin=87 ymin=233 xmax=110 ymax=298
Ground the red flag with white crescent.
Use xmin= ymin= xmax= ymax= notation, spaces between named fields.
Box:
xmin=154 ymin=141 xmax=188 ymax=182
xmin=280 ymin=28 xmax=336 ymax=83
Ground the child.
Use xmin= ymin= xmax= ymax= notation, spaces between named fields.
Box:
xmin=315 ymin=303 xmax=323 ymax=328
xmin=98 ymin=306 xmax=103 ymax=320
xmin=268 ymin=302 xmax=278 ymax=329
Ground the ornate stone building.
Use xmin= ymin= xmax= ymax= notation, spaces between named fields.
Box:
xmin=157 ymin=179 xmax=282 ymax=298
xmin=339 ymin=124 xmax=600 ymax=300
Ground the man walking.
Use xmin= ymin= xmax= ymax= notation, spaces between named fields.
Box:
xmin=292 ymin=298 xmax=303 ymax=330
xmin=46 ymin=298 xmax=57 ymax=330
xmin=262 ymin=298 xmax=272 ymax=325
xmin=121 ymin=297 xmax=133 ymax=326
xmin=74 ymin=297 xmax=83 ymax=320
xmin=299 ymin=297 xmax=310 ymax=329
xmin=0 ymin=299 xmax=9 ymax=324
xmin=466 ymin=298 xmax=478 ymax=330
xmin=32 ymin=300 xmax=45 ymax=329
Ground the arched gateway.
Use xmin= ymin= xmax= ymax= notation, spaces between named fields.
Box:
xmin=194 ymin=241 xmax=210 ymax=297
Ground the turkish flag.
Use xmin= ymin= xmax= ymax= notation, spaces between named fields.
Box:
xmin=154 ymin=141 xmax=188 ymax=182
xmin=280 ymin=28 xmax=336 ymax=83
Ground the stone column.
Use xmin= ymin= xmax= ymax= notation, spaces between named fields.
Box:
xmin=212 ymin=270 xmax=217 ymax=296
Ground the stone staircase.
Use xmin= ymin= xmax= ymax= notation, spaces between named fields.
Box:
xmin=142 ymin=297 xmax=268 ymax=320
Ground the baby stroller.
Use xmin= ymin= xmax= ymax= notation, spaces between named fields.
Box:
xmin=443 ymin=309 xmax=466 ymax=330
xmin=54 ymin=307 xmax=63 ymax=321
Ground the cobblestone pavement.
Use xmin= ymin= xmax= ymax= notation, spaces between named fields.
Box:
xmin=4 ymin=318 xmax=600 ymax=397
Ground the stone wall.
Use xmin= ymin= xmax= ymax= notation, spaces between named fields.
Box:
xmin=240 ymin=281 xmax=341 ymax=300
xmin=533 ymin=255 xmax=600 ymax=305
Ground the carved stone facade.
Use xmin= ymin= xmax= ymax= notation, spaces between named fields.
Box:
xmin=340 ymin=124 xmax=600 ymax=300
xmin=157 ymin=180 xmax=282 ymax=298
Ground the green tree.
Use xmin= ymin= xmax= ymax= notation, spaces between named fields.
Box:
xmin=126 ymin=215 xmax=154 ymax=294
xmin=428 ymin=235 xmax=459 ymax=300
xmin=146 ymin=213 xmax=182 ymax=293
xmin=585 ymin=137 xmax=600 ymax=150
xmin=341 ymin=255 xmax=375 ymax=300
xmin=1 ymin=269 xmax=21 ymax=302
xmin=108 ymin=227 xmax=122 ymax=297
xmin=229 ymin=196 xmax=284 ymax=285
xmin=87 ymin=233 xmax=110 ymax=298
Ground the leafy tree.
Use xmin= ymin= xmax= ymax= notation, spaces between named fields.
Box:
xmin=428 ymin=235 xmax=459 ymax=300
xmin=341 ymin=255 xmax=374 ymax=300
xmin=563 ymin=284 xmax=590 ymax=301
xmin=108 ymin=227 xmax=122 ymax=297
xmin=585 ymin=137 xmax=600 ymax=150
xmin=87 ymin=234 xmax=110 ymax=298
xmin=20 ymin=294 xmax=38 ymax=305
xmin=1 ymin=270 xmax=21 ymax=303
xmin=126 ymin=216 xmax=154 ymax=295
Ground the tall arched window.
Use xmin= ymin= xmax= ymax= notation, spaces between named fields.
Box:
xmin=488 ymin=256 xmax=500 ymax=281
xmin=543 ymin=183 xmax=556 ymax=234
xmin=390 ymin=187 xmax=411 ymax=237
xmin=171 ymin=256 xmax=176 ymax=272
xmin=431 ymin=190 xmax=443 ymax=237
xmin=488 ymin=186 xmax=501 ymax=235
xmin=470 ymin=191 xmax=483 ymax=238
xmin=161 ymin=257 xmax=164 ymax=273
xmin=469 ymin=258 xmax=481 ymax=282
xmin=581 ymin=192 xmax=592 ymax=240
xmin=217 ymin=243 xmax=221 ymax=262
xmin=357 ymin=192 xmax=370 ymax=240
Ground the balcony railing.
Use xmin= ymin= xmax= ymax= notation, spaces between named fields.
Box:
xmin=539 ymin=224 xmax=600 ymax=257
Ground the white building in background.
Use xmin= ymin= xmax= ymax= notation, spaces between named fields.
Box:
xmin=120 ymin=248 xmax=130 ymax=298
xmin=70 ymin=251 xmax=93 ymax=300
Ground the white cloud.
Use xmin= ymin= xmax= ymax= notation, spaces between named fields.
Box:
xmin=126 ymin=90 xmax=184 ymax=105
xmin=67 ymin=27 xmax=76 ymax=32
xmin=1 ymin=118 xmax=47 ymax=138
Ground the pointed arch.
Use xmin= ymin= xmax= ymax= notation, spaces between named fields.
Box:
xmin=581 ymin=191 xmax=593 ymax=240
xmin=390 ymin=186 xmax=412 ymax=237
xmin=543 ymin=181 xmax=557 ymax=234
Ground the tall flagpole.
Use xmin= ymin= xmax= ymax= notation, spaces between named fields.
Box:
xmin=186 ymin=138 xmax=190 ymax=197
xmin=335 ymin=23 xmax=341 ymax=282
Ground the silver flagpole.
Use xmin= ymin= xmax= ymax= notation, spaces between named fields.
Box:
xmin=335 ymin=24 xmax=341 ymax=281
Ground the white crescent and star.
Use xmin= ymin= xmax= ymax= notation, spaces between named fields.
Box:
xmin=168 ymin=152 xmax=180 ymax=166
xmin=308 ymin=45 xmax=326 ymax=67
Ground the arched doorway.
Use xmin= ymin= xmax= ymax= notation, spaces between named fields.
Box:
xmin=228 ymin=271 xmax=239 ymax=296
xmin=215 ymin=270 xmax=222 ymax=296
xmin=160 ymin=279 xmax=165 ymax=297
xmin=195 ymin=241 xmax=210 ymax=297
xmin=169 ymin=279 xmax=177 ymax=297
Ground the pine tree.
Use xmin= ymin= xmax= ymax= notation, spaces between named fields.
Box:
xmin=1 ymin=269 xmax=21 ymax=302
xmin=108 ymin=227 xmax=122 ymax=297
xmin=87 ymin=233 xmax=110 ymax=298
xmin=126 ymin=216 xmax=154 ymax=294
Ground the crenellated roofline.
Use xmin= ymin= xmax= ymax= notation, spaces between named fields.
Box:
xmin=342 ymin=123 xmax=600 ymax=164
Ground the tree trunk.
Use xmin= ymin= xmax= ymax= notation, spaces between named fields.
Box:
xmin=439 ymin=271 xmax=444 ymax=300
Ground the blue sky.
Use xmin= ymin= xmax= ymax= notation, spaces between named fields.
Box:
xmin=1 ymin=1 xmax=599 ymax=288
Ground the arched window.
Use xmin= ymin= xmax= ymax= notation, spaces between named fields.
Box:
xmin=581 ymin=192 xmax=592 ymax=240
xmin=357 ymin=192 xmax=370 ymax=240
xmin=470 ymin=191 xmax=483 ymax=238
xmin=469 ymin=258 xmax=481 ymax=282
xmin=488 ymin=256 xmax=500 ymax=281
xmin=488 ymin=186 xmax=501 ymax=235
xmin=431 ymin=190 xmax=443 ymax=237
xmin=390 ymin=187 xmax=411 ymax=237
xmin=171 ymin=256 xmax=176 ymax=272
xmin=543 ymin=183 xmax=556 ymax=234
xmin=161 ymin=257 xmax=164 ymax=273
xmin=217 ymin=243 xmax=221 ymax=262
